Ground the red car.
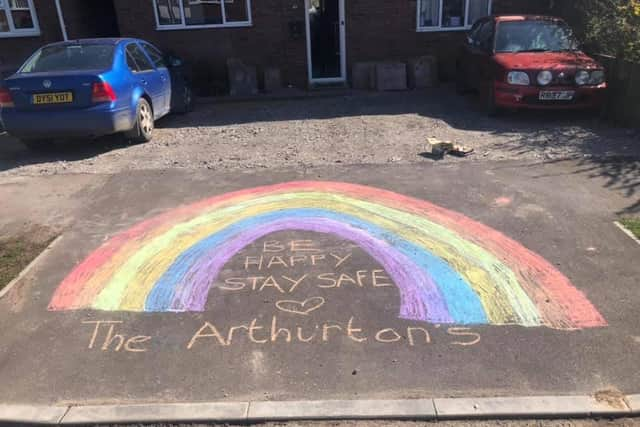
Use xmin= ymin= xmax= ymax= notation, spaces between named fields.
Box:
xmin=456 ymin=15 xmax=607 ymax=114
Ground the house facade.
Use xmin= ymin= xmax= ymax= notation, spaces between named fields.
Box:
xmin=0 ymin=0 xmax=118 ymax=78
xmin=113 ymin=0 xmax=553 ymax=94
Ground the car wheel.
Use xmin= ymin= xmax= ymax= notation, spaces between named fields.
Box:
xmin=126 ymin=98 xmax=154 ymax=143
xmin=21 ymin=138 xmax=54 ymax=151
xmin=174 ymin=84 xmax=194 ymax=114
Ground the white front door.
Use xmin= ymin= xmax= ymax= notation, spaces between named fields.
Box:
xmin=305 ymin=0 xmax=346 ymax=84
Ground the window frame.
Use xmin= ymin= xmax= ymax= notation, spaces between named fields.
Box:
xmin=152 ymin=0 xmax=253 ymax=31
xmin=416 ymin=0 xmax=492 ymax=33
xmin=0 ymin=0 xmax=40 ymax=38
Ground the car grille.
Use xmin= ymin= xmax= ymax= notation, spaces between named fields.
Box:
xmin=551 ymin=71 xmax=576 ymax=87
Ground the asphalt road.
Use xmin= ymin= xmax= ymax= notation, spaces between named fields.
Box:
xmin=0 ymin=160 xmax=638 ymax=406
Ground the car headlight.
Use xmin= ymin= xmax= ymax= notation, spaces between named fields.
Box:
xmin=575 ymin=70 xmax=590 ymax=86
xmin=507 ymin=71 xmax=530 ymax=86
xmin=589 ymin=70 xmax=605 ymax=85
xmin=537 ymin=70 xmax=553 ymax=86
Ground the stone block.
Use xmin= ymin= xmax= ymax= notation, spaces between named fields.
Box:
xmin=375 ymin=63 xmax=407 ymax=91
xmin=408 ymin=56 xmax=438 ymax=88
xmin=352 ymin=62 xmax=376 ymax=90
xmin=227 ymin=58 xmax=258 ymax=96
xmin=264 ymin=67 xmax=282 ymax=92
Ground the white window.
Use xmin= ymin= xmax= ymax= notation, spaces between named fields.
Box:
xmin=417 ymin=0 xmax=491 ymax=32
xmin=153 ymin=0 xmax=252 ymax=30
xmin=0 ymin=0 xmax=40 ymax=38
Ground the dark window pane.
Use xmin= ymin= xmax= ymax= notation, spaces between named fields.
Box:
xmin=20 ymin=44 xmax=115 ymax=73
xmin=419 ymin=0 xmax=440 ymax=27
xmin=9 ymin=0 xmax=34 ymax=29
xmin=126 ymin=43 xmax=154 ymax=72
xmin=126 ymin=51 xmax=139 ymax=72
xmin=468 ymin=0 xmax=490 ymax=26
xmin=184 ymin=1 xmax=222 ymax=26
xmin=156 ymin=0 xmax=181 ymax=26
xmin=142 ymin=43 xmax=167 ymax=68
xmin=224 ymin=0 xmax=249 ymax=23
xmin=442 ymin=0 xmax=466 ymax=28
xmin=0 ymin=10 xmax=9 ymax=32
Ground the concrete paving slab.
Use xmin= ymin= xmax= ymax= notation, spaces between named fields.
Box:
xmin=629 ymin=395 xmax=640 ymax=414
xmin=433 ymin=396 xmax=630 ymax=419
xmin=248 ymin=399 xmax=436 ymax=421
xmin=0 ymin=161 xmax=638 ymax=409
xmin=0 ymin=404 xmax=68 ymax=424
xmin=60 ymin=402 xmax=249 ymax=424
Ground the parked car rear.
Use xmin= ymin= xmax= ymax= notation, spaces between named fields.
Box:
xmin=456 ymin=16 xmax=607 ymax=115
xmin=0 ymin=38 xmax=192 ymax=149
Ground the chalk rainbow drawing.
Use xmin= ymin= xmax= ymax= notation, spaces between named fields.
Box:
xmin=49 ymin=181 xmax=606 ymax=330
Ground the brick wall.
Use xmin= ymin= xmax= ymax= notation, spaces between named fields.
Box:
xmin=0 ymin=0 xmax=62 ymax=78
xmin=113 ymin=0 xmax=552 ymax=93
xmin=60 ymin=0 xmax=119 ymax=39
xmin=113 ymin=0 xmax=309 ymax=94
xmin=0 ymin=0 xmax=119 ymax=79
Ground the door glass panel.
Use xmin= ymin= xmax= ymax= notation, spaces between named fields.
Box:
xmin=142 ymin=43 xmax=167 ymax=68
xmin=309 ymin=0 xmax=341 ymax=80
xmin=126 ymin=44 xmax=154 ymax=72
xmin=184 ymin=0 xmax=223 ymax=26
xmin=224 ymin=0 xmax=249 ymax=23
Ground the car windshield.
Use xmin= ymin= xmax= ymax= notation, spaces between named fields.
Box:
xmin=495 ymin=20 xmax=579 ymax=53
xmin=19 ymin=44 xmax=115 ymax=73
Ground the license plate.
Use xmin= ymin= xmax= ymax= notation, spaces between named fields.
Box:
xmin=32 ymin=92 xmax=73 ymax=105
xmin=539 ymin=91 xmax=575 ymax=101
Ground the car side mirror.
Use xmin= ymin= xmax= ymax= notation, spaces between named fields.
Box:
xmin=166 ymin=56 xmax=183 ymax=68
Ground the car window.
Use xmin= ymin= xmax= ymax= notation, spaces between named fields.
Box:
xmin=126 ymin=50 xmax=140 ymax=72
xmin=125 ymin=43 xmax=154 ymax=72
xmin=495 ymin=20 xmax=579 ymax=53
xmin=19 ymin=44 xmax=115 ymax=73
xmin=142 ymin=43 xmax=167 ymax=69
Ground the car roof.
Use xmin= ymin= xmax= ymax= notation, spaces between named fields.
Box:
xmin=42 ymin=38 xmax=144 ymax=48
xmin=492 ymin=15 xmax=566 ymax=23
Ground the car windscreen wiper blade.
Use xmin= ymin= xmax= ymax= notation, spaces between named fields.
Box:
xmin=516 ymin=48 xmax=551 ymax=53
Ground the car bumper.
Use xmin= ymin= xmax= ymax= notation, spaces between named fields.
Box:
xmin=0 ymin=106 xmax=134 ymax=139
xmin=494 ymin=82 xmax=607 ymax=110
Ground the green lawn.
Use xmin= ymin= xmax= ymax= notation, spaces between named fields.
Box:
xmin=0 ymin=237 xmax=52 ymax=291
xmin=620 ymin=218 xmax=640 ymax=239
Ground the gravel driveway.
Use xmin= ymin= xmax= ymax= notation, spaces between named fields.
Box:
xmin=0 ymin=86 xmax=638 ymax=176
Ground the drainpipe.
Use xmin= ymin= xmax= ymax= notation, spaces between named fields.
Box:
xmin=55 ymin=0 xmax=68 ymax=41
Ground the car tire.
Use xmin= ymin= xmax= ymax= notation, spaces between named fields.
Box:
xmin=21 ymin=138 xmax=54 ymax=151
xmin=180 ymin=85 xmax=194 ymax=114
xmin=126 ymin=98 xmax=154 ymax=143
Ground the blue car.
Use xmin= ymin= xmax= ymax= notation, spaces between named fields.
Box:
xmin=0 ymin=38 xmax=193 ymax=149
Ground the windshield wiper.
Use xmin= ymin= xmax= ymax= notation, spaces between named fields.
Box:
xmin=516 ymin=48 xmax=551 ymax=53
